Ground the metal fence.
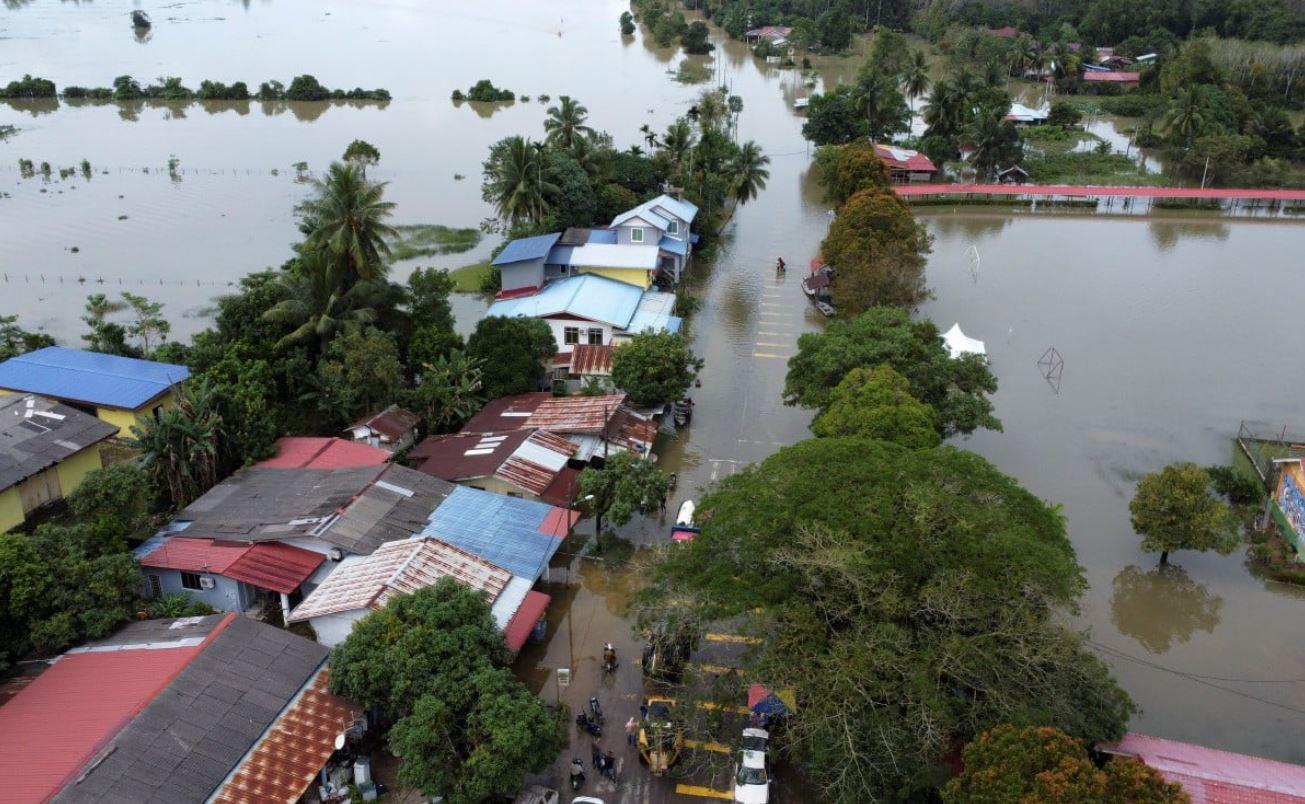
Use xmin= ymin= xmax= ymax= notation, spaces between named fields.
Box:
xmin=1236 ymin=421 xmax=1305 ymax=485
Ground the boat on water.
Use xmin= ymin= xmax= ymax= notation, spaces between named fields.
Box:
xmin=793 ymin=97 xmax=809 ymax=110
xmin=671 ymin=499 xmax=699 ymax=542
xmin=814 ymin=300 xmax=835 ymax=317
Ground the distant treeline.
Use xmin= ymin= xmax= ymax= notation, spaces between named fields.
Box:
xmin=1 ymin=73 xmax=390 ymax=102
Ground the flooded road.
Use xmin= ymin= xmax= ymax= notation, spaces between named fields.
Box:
xmin=6 ymin=0 xmax=1305 ymax=794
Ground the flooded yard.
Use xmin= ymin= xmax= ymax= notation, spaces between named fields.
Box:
xmin=5 ymin=0 xmax=1305 ymax=796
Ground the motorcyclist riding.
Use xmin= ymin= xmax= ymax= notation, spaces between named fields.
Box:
xmin=602 ymin=642 xmax=618 ymax=672
xmin=570 ymin=757 xmax=586 ymax=790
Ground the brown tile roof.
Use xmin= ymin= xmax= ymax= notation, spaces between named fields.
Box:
xmin=461 ymin=393 xmax=551 ymax=433
xmin=211 ymin=667 xmax=361 ymax=804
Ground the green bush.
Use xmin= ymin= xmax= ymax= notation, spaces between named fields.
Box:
xmin=1 ymin=74 xmax=57 ymax=99
xmin=465 ymin=79 xmax=514 ymax=102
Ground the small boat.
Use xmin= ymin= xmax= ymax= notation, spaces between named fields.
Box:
xmin=671 ymin=500 xmax=699 ymax=542
xmin=814 ymin=300 xmax=835 ymax=317
xmin=793 ymin=97 xmax=809 ymax=110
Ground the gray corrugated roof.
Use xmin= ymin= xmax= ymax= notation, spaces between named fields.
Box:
xmin=0 ymin=394 xmax=119 ymax=492
xmin=179 ymin=466 xmax=386 ymax=541
xmin=319 ymin=465 xmax=455 ymax=555
xmin=53 ymin=616 xmax=329 ymax=804
xmin=74 ymin=614 xmax=225 ymax=649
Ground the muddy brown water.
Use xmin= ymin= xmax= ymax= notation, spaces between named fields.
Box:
xmin=6 ymin=0 xmax=1305 ymax=789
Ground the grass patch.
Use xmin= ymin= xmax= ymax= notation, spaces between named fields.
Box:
xmin=1025 ymin=151 xmax=1170 ymax=186
xmin=676 ymin=59 xmax=712 ymax=84
xmin=386 ymin=224 xmax=481 ymax=262
xmin=449 ymin=261 xmax=492 ymax=292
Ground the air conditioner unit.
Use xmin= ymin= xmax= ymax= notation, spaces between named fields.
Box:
xmin=198 ymin=576 xmax=215 ymax=590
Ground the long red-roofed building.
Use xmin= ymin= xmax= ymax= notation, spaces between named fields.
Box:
xmin=256 ymin=436 xmax=392 ymax=469
xmin=1103 ymin=733 xmax=1305 ymax=803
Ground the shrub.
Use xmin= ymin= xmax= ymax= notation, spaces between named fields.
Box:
xmin=465 ymin=79 xmax=514 ymax=102
xmin=2 ymin=74 xmax=57 ymax=98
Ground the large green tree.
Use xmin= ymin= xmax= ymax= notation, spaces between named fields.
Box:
xmin=1129 ymin=463 xmax=1238 ymax=565
xmin=810 ymin=364 xmax=940 ymax=448
xmin=329 ymin=581 xmax=563 ymax=804
xmin=815 ymin=141 xmax=892 ymax=207
xmin=466 ymin=316 xmax=557 ymax=399
xmin=641 ymin=439 xmax=1133 ymax=803
xmin=820 ymin=188 xmax=933 ymax=314
xmin=802 ymin=85 xmax=869 ymax=146
xmin=610 ymin=331 xmax=703 ymax=407
xmin=578 ymin=450 xmax=670 ymax=536
xmin=128 ymin=380 xmax=224 ymax=507
xmin=784 ymin=307 xmax=1000 ymax=437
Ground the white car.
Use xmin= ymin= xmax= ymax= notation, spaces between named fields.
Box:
xmin=733 ymin=728 xmax=770 ymax=803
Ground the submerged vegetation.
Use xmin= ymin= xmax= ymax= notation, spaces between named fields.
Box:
xmin=385 ymin=225 xmax=482 ymax=261
xmin=3 ymin=73 xmax=390 ymax=102
xmin=452 ymin=79 xmax=515 ymax=102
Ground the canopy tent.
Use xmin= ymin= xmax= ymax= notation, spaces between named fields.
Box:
xmin=747 ymin=684 xmax=796 ymax=716
xmin=942 ymin=324 xmax=986 ymax=359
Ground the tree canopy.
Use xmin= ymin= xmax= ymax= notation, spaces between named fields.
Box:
xmin=810 ymin=364 xmax=940 ymax=448
xmin=820 ymin=188 xmax=933 ymax=314
xmin=643 ymin=438 xmax=1133 ymax=802
xmin=578 ymin=450 xmax=670 ymax=535
xmin=815 ymin=141 xmax=892 ymax=207
xmin=784 ymin=307 xmax=1000 ymax=437
xmin=802 ymin=85 xmax=868 ymax=146
xmin=1129 ymin=462 xmax=1239 ymax=565
xmin=466 ymin=316 xmax=557 ymax=399
xmin=943 ymin=725 xmax=1188 ymax=804
xmin=610 ymin=331 xmax=703 ymax=406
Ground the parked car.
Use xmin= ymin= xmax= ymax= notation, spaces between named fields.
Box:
xmin=734 ymin=728 xmax=770 ymax=803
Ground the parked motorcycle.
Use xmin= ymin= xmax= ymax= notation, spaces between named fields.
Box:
xmin=570 ymin=758 xmax=587 ymax=791
xmin=575 ymin=711 xmax=602 ymax=737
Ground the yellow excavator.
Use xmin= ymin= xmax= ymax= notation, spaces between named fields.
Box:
xmin=637 ymin=696 xmax=685 ymax=776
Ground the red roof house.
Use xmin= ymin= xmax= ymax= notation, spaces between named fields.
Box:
xmin=346 ymin=404 xmax=420 ymax=452
xmin=138 ymin=536 xmax=325 ymax=614
xmin=1102 ymin=733 xmax=1305 ymax=803
xmin=256 ymin=436 xmax=392 ymax=469
xmin=872 ymin=143 xmax=938 ymax=183
xmin=1084 ymin=70 xmax=1141 ymax=85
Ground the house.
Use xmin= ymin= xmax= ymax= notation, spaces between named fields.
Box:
xmin=0 ymin=346 xmax=188 ymax=430
xmin=562 ymin=342 xmax=616 ymax=392
xmin=255 ymin=435 xmax=393 ymax=469
xmin=134 ymin=535 xmax=326 ymax=621
xmin=745 ymin=25 xmax=792 ymax=45
xmin=0 ymin=394 xmax=118 ymax=532
xmin=463 ymin=392 xmax=658 ymax=460
xmin=872 ymin=143 xmax=938 ymax=183
xmin=411 ymin=428 xmax=581 ymax=506
xmin=287 ymin=535 xmax=553 ymax=656
xmin=1083 ymin=70 xmax=1141 ymax=88
xmin=346 ymin=404 xmax=420 ymax=452
xmin=485 ymin=272 xmax=681 ymax=361
xmin=996 ymin=165 xmax=1031 ymax=184
xmin=493 ymin=194 xmax=699 ymax=296
xmin=1005 ymin=102 xmax=1049 ymax=125
xmin=0 ymin=613 xmax=361 ymax=804
xmin=1101 ymin=733 xmax=1305 ymax=802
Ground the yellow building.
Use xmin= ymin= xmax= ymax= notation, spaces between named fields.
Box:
xmin=0 ymin=346 xmax=188 ymax=432
xmin=0 ymin=394 xmax=119 ymax=532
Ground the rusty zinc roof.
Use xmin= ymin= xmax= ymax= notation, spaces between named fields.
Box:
xmin=211 ymin=667 xmax=360 ymax=804
xmin=569 ymin=344 xmax=614 ymax=376
xmin=350 ymin=404 xmax=419 ymax=440
xmin=286 ymin=536 xmax=511 ymax=623
xmin=496 ymin=430 xmax=577 ymax=496
xmin=525 ymin=393 xmax=630 ymax=434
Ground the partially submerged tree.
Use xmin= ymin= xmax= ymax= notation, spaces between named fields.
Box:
xmin=578 ymin=450 xmax=670 ymax=536
xmin=820 ymin=188 xmax=932 ymax=314
xmin=810 ymin=364 xmax=940 ymax=448
xmin=1129 ymin=462 xmax=1238 ymax=565
xmin=0 ymin=314 xmax=54 ymax=360
xmin=342 ymin=139 xmax=381 ymax=176
xmin=815 ymin=141 xmax=892 ymax=207
xmin=785 ymin=307 xmax=1000 ymax=437
xmin=610 ymin=331 xmax=703 ymax=407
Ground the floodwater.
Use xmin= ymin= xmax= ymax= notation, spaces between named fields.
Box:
xmin=6 ymin=0 xmax=1305 ymax=793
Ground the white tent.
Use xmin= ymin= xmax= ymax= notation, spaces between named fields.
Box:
xmin=943 ymin=324 xmax=986 ymax=359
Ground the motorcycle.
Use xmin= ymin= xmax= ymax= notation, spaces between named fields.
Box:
xmin=575 ymin=711 xmax=602 ymax=737
xmin=602 ymin=643 xmax=619 ymax=674
xmin=570 ymin=758 xmax=587 ymax=791
xmin=589 ymin=695 xmax=605 ymax=724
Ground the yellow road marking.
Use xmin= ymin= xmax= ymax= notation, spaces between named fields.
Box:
xmin=694 ymin=663 xmax=737 ymax=675
xmin=696 ymin=701 xmax=752 ymax=714
xmin=675 ymin=784 xmax=734 ymax=799
xmin=705 ymin=633 xmax=763 ymax=644
xmin=755 ymin=342 xmax=788 ymax=348
xmin=753 ymin=352 xmax=789 ymax=359
xmin=685 ymin=739 xmax=733 ymax=753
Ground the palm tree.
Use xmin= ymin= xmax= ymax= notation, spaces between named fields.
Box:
xmin=727 ymin=141 xmax=770 ymax=203
xmin=855 ymin=70 xmax=907 ymax=141
xmin=923 ymin=79 xmax=963 ymax=139
xmin=568 ymin=133 xmax=601 ymax=177
xmin=543 ymin=95 xmax=593 ymax=149
xmin=262 ymin=252 xmax=389 ymax=352
xmin=662 ymin=119 xmax=697 ymax=168
xmin=1162 ymin=87 xmax=1205 ymax=148
xmin=128 ymin=380 xmax=222 ymax=507
xmin=301 ymin=162 xmax=397 ymax=284
xmin=901 ymin=50 xmax=930 ymax=134
xmin=482 ymin=136 xmax=557 ymax=225
xmin=966 ymin=110 xmax=1019 ymax=180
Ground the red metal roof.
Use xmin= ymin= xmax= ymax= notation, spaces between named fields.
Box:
xmin=1084 ymin=70 xmax=1141 ymax=82
xmin=504 ymin=590 xmax=551 ymax=652
xmin=495 ymin=284 xmax=543 ymax=300
xmin=1103 ymin=733 xmax=1305 ymax=803
xmin=256 ymin=437 xmax=391 ymax=469
xmin=527 ymin=393 xmax=630 ymax=434
xmin=872 ymin=143 xmax=937 ymax=173
xmin=211 ymin=667 xmax=361 ymax=804
xmin=139 ymin=537 xmax=249 ymax=574
xmin=538 ymin=465 xmax=581 ymax=507
xmin=350 ymin=404 xmax=419 ymax=440
xmin=462 ymin=392 xmax=551 ymax=433
xmin=223 ymin=542 xmax=325 ymax=595
xmin=539 ymin=506 xmax=580 ymax=537
xmin=414 ymin=430 xmax=534 ymax=480
xmin=570 ymin=344 xmax=614 ymax=376
xmin=0 ymin=618 xmax=232 ymax=804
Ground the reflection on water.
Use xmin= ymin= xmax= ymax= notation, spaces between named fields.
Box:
xmin=1147 ymin=218 xmax=1231 ymax=251
xmin=1110 ymin=564 xmax=1223 ymax=654
xmin=925 ymin=211 xmax=1013 ymax=241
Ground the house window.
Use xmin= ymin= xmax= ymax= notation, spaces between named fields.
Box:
xmin=587 ymin=328 xmax=604 ymax=345
xmin=667 ymin=220 xmax=679 ymax=235
xmin=564 ymin=326 xmax=580 ymax=345
xmin=630 ymin=227 xmax=644 ymax=243
xmin=147 ymin=574 xmax=162 ymax=599
xmin=180 ymin=571 xmax=203 ymax=591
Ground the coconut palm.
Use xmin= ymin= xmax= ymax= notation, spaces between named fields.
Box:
xmin=901 ymin=50 xmax=930 ymax=133
xmin=966 ymin=110 xmax=1022 ymax=180
xmin=1162 ymin=87 xmax=1205 ymax=148
xmin=923 ymin=79 xmax=964 ymax=138
xmin=855 ymin=70 xmax=910 ymax=141
xmin=544 ymin=95 xmax=593 ymax=149
xmin=727 ymin=141 xmax=770 ymax=203
xmin=482 ymin=135 xmax=558 ymax=225
xmin=301 ymin=161 xmax=397 ymax=284
xmin=262 ymin=252 xmax=390 ymax=352
xmin=662 ymin=119 xmax=697 ymax=167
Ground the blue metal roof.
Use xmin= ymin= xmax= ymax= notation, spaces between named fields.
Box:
xmin=0 ymin=347 xmax=190 ymax=410
xmin=658 ymin=234 xmax=689 ymax=256
xmin=492 ymin=232 xmax=563 ymax=266
xmin=486 ymin=273 xmax=644 ymax=328
xmin=421 ymin=486 xmax=563 ymax=579
xmin=587 ymin=229 xmax=618 ymax=245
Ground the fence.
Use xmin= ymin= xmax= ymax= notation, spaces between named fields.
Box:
xmin=1236 ymin=420 xmax=1305 ymax=485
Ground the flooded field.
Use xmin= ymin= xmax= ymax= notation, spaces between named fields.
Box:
xmin=6 ymin=0 xmax=1305 ymax=795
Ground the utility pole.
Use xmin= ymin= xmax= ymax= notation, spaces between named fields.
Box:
xmin=1200 ymin=155 xmax=1211 ymax=190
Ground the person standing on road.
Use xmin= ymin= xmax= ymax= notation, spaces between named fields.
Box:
xmin=625 ymin=716 xmax=637 ymax=746
xmin=591 ymin=740 xmax=603 ymax=769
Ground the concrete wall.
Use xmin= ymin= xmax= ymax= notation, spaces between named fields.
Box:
xmin=97 ymin=387 xmax=179 ymax=433
xmin=544 ymin=317 xmax=613 ymax=356
xmin=576 ymin=266 xmax=651 ymax=290
xmin=500 ymin=259 xmax=546 ymax=293
xmin=54 ymin=445 xmax=104 ymax=502
xmin=0 ymin=488 xmax=24 ymax=533
xmin=459 ymin=475 xmax=538 ymax=502
xmin=309 ymin=610 xmax=365 ymax=647
xmin=144 ymin=568 xmax=251 ymax=612
xmin=616 ymin=217 xmax=664 ymax=246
